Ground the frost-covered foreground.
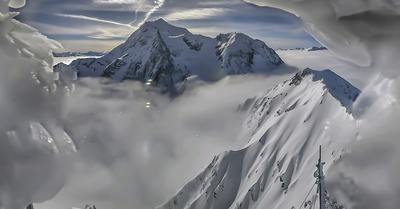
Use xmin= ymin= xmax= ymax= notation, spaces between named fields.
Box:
xmin=0 ymin=0 xmax=77 ymax=208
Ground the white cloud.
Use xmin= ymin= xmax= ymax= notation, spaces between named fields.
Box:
xmin=137 ymin=0 xmax=165 ymax=26
xmin=87 ymin=27 xmax=137 ymax=40
xmin=94 ymin=0 xmax=140 ymax=3
xmin=260 ymin=37 xmax=317 ymax=49
xmin=28 ymin=21 xmax=94 ymax=35
xmin=163 ymin=8 xmax=231 ymax=22
xmin=36 ymin=72 xmax=291 ymax=209
xmin=197 ymin=1 xmax=242 ymax=6
xmin=54 ymin=39 xmax=123 ymax=52
xmin=55 ymin=13 xmax=134 ymax=28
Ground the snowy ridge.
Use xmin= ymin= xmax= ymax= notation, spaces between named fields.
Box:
xmin=289 ymin=68 xmax=359 ymax=111
xmin=276 ymin=47 xmax=327 ymax=52
xmin=157 ymin=69 xmax=360 ymax=209
xmin=54 ymin=19 xmax=282 ymax=91
xmin=53 ymin=51 xmax=106 ymax=57
xmin=216 ymin=33 xmax=283 ymax=74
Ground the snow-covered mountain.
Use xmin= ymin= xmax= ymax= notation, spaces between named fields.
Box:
xmin=276 ymin=47 xmax=327 ymax=52
xmin=157 ymin=68 xmax=360 ymax=209
xmin=54 ymin=19 xmax=283 ymax=91
xmin=53 ymin=51 xmax=106 ymax=57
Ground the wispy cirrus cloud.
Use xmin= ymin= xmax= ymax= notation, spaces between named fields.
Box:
xmin=137 ymin=0 xmax=165 ymax=26
xmin=94 ymin=0 xmax=141 ymax=3
xmin=15 ymin=0 xmax=321 ymax=52
xmin=55 ymin=13 xmax=134 ymax=28
xmin=92 ymin=0 xmax=165 ymax=25
xmin=87 ymin=27 xmax=136 ymax=40
xmin=197 ymin=1 xmax=242 ymax=6
xmin=163 ymin=8 xmax=231 ymax=22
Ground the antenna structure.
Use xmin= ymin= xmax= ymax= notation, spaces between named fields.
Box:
xmin=316 ymin=145 xmax=326 ymax=209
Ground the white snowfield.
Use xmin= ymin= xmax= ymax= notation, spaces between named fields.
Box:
xmin=157 ymin=68 xmax=360 ymax=209
xmin=54 ymin=19 xmax=283 ymax=89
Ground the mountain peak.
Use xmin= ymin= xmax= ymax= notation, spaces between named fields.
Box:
xmin=154 ymin=18 xmax=167 ymax=24
xmin=145 ymin=18 xmax=169 ymax=27
xmin=290 ymin=68 xmax=360 ymax=110
xmin=54 ymin=20 xmax=283 ymax=93
xmin=139 ymin=18 xmax=189 ymax=36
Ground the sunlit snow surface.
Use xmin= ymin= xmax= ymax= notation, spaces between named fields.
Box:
xmin=157 ymin=67 xmax=360 ymax=209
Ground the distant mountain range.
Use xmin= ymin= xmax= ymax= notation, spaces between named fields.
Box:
xmin=54 ymin=19 xmax=283 ymax=93
xmin=53 ymin=51 xmax=107 ymax=57
xmin=277 ymin=46 xmax=327 ymax=51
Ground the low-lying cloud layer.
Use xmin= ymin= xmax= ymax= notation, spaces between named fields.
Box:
xmin=36 ymin=73 xmax=292 ymax=209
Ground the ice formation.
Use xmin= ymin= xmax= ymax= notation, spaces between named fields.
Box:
xmin=246 ymin=0 xmax=400 ymax=76
xmin=0 ymin=0 xmax=77 ymax=208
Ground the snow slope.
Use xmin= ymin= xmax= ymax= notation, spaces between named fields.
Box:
xmin=157 ymin=68 xmax=360 ymax=209
xmin=54 ymin=19 xmax=282 ymax=91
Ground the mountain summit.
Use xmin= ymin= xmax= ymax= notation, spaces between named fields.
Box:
xmin=54 ymin=19 xmax=283 ymax=92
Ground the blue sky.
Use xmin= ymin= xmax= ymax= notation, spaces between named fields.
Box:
xmin=14 ymin=0 xmax=321 ymax=52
